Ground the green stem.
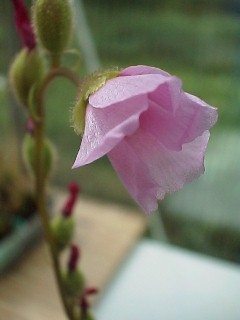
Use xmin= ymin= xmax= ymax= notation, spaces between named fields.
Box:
xmin=33 ymin=67 xmax=81 ymax=320
xmin=39 ymin=67 xmax=81 ymax=99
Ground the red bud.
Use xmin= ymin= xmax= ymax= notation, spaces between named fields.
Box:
xmin=62 ymin=182 xmax=80 ymax=217
xmin=68 ymin=244 xmax=80 ymax=272
xmin=12 ymin=0 xmax=36 ymax=50
xmin=68 ymin=182 xmax=80 ymax=196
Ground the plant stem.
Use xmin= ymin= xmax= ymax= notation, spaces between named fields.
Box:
xmin=39 ymin=67 xmax=81 ymax=99
xmin=34 ymin=67 xmax=81 ymax=320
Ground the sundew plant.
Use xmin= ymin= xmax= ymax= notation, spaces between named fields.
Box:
xmin=8 ymin=0 xmax=217 ymax=319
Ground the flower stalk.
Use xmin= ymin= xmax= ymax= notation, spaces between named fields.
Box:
xmin=10 ymin=1 xmax=95 ymax=319
xmin=9 ymin=1 xmax=217 ymax=320
xmin=33 ymin=68 xmax=82 ymax=320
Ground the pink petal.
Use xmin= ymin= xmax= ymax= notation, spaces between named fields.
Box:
xmin=120 ymin=65 xmax=171 ymax=77
xmin=148 ymin=76 xmax=182 ymax=112
xmin=128 ymin=129 xmax=209 ymax=201
xmin=180 ymin=93 xmax=218 ymax=142
xmin=89 ymin=73 xmax=176 ymax=109
xmin=72 ymin=94 xmax=148 ymax=168
xmin=108 ymin=139 xmax=159 ymax=214
xmin=140 ymin=91 xmax=217 ymax=151
xmin=108 ymin=128 xmax=209 ymax=214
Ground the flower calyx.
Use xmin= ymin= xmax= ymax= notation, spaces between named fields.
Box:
xmin=51 ymin=216 xmax=75 ymax=251
xmin=62 ymin=245 xmax=85 ymax=298
xmin=22 ymin=134 xmax=55 ymax=179
xmin=72 ymin=68 xmax=119 ymax=135
xmin=9 ymin=48 xmax=45 ymax=109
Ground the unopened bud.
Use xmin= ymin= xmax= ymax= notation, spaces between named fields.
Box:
xmin=85 ymin=287 xmax=98 ymax=296
xmin=12 ymin=0 xmax=36 ymax=50
xmin=51 ymin=217 xmax=75 ymax=251
xmin=33 ymin=0 xmax=73 ymax=63
xmin=26 ymin=118 xmax=35 ymax=135
xmin=80 ymin=287 xmax=98 ymax=318
xmin=62 ymin=182 xmax=80 ymax=217
xmin=22 ymin=134 xmax=55 ymax=178
xmin=63 ymin=269 xmax=85 ymax=298
xmin=9 ymin=48 xmax=44 ymax=108
xmin=68 ymin=244 xmax=80 ymax=272
xmin=68 ymin=182 xmax=80 ymax=196
xmin=84 ymin=313 xmax=95 ymax=320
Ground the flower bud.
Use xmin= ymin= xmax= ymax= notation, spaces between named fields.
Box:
xmin=85 ymin=312 xmax=95 ymax=320
xmin=12 ymin=0 xmax=37 ymax=50
xmin=9 ymin=48 xmax=44 ymax=108
xmin=51 ymin=217 xmax=75 ymax=251
xmin=33 ymin=0 xmax=73 ymax=61
xmin=72 ymin=69 xmax=119 ymax=135
xmin=79 ymin=287 xmax=98 ymax=318
xmin=22 ymin=134 xmax=56 ymax=178
xmin=62 ymin=269 xmax=85 ymax=298
xmin=62 ymin=182 xmax=80 ymax=217
xmin=68 ymin=244 xmax=80 ymax=272
xmin=83 ymin=312 xmax=95 ymax=320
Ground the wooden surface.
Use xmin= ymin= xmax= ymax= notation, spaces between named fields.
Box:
xmin=0 ymin=191 xmax=146 ymax=320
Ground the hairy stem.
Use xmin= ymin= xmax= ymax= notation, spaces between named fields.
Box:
xmin=34 ymin=67 xmax=81 ymax=320
xmin=39 ymin=67 xmax=81 ymax=99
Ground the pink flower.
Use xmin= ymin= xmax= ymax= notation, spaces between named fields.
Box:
xmin=12 ymin=0 xmax=36 ymax=50
xmin=73 ymin=65 xmax=217 ymax=214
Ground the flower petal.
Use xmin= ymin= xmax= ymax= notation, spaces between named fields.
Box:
xmin=140 ymin=91 xmax=217 ymax=151
xmin=127 ymin=128 xmax=210 ymax=204
xmin=89 ymin=73 xmax=176 ymax=109
xmin=108 ymin=128 xmax=209 ymax=214
xmin=180 ymin=93 xmax=218 ymax=143
xmin=72 ymin=94 xmax=148 ymax=168
xmin=120 ymin=65 xmax=170 ymax=77
xmin=108 ymin=139 xmax=159 ymax=214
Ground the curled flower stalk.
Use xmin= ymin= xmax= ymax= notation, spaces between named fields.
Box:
xmin=32 ymin=68 xmax=89 ymax=320
xmin=10 ymin=1 xmax=94 ymax=319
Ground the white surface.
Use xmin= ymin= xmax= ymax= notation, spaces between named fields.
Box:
xmin=95 ymin=240 xmax=240 ymax=320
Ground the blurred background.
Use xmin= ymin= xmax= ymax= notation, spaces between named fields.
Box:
xmin=0 ymin=0 xmax=240 ymax=262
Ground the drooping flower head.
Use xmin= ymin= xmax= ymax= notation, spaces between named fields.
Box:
xmin=72 ymin=65 xmax=218 ymax=214
xmin=12 ymin=0 xmax=36 ymax=50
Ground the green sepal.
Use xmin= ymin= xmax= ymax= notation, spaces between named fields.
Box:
xmin=62 ymin=269 xmax=85 ymax=298
xmin=82 ymin=312 xmax=95 ymax=320
xmin=51 ymin=216 xmax=75 ymax=251
xmin=22 ymin=134 xmax=56 ymax=179
xmin=9 ymin=48 xmax=45 ymax=108
xmin=72 ymin=68 xmax=119 ymax=135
